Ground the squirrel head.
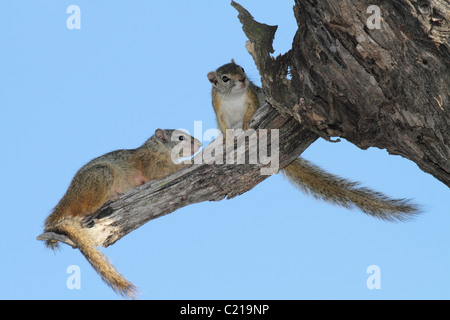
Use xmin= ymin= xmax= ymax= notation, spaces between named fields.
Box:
xmin=207 ymin=59 xmax=249 ymax=95
xmin=148 ymin=129 xmax=202 ymax=159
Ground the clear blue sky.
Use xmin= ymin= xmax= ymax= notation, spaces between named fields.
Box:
xmin=1 ymin=0 xmax=449 ymax=300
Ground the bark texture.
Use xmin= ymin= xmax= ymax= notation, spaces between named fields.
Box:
xmin=37 ymin=103 xmax=317 ymax=248
xmin=232 ymin=0 xmax=449 ymax=186
xmin=38 ymin=0 xmax=449 ymax=249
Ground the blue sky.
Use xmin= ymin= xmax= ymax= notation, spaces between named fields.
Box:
xmin=1 ymin=1 xmax=449 ymax=300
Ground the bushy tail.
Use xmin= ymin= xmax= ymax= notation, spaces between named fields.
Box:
xmin=282 ymin=158 xmax=420 ymax=221
xmin=50 ymin=223 xmax=138 ymax=298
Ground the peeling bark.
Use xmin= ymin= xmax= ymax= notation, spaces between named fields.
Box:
xmin=38 ymin=0 xmax=449 ymax=249
xmin=233 ymin=0 xmax=449 ymax=186
xmin=37 ymin=103 xmax=317 ymax=248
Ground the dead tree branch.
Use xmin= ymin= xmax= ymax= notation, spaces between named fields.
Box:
xmin=232 ymin=0 xmax=449 ymax=186
xmin=37 ymin=102 xmax=317 ymax=248
xmin=38 ymin=0 xmax=449 ymax=249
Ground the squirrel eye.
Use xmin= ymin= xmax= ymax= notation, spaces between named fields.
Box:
xmin=241 ymin=67 xmax=245 ymax=73
xmin=222 ymin=75 xmax=229 ymax=82
xmin=178 ymin=136 xmax=184 ymax=141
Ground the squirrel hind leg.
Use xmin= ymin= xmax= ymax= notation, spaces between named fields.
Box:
xmin=68 ymin=164 xmax=117 ymax=217
xmin=43 ymin=164 xmax=117 ymax=246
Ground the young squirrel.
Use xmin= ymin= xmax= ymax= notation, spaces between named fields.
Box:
xmin=43 ymin=129 xmax=202 ymax=298
xmin=207 ymin=60 xmax=419 ymax=221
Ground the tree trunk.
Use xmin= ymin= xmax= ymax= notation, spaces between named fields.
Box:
xmin=232 ymin=0 xmax=449 ymax=186
xmin=37 ymin=0 xmax=449 ymax=248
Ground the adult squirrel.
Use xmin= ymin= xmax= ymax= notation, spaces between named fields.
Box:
xmin=207 ymin=60 xmax=419 ymax=221
xmin=43 ymin=129 xmax=202 ymax=298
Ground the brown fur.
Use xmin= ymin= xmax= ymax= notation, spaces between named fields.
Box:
xmin=207 ymin=61 xmax=419 ymax=221
xmin=44 ymin=129 xmax=202 ymax=298
xmin=243 ymin=85 xmax=260 ymax=130
xmin=56 ymin=221 xmax=138 ymax=297
xmin=283 ymin=158 xmax=418 ymax=221
xmin=211 ymin=90 xmax=228 ymax=133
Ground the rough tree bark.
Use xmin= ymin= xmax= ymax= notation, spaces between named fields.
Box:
xmin=38 ymin=0 xmax=449 ymax=248
xmin=37 ymin=104 xmax=317 ymax=248
xmin=233 ymin=0 xmax=449 ymax=186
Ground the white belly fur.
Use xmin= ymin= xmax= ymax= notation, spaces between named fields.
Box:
xmin=221 ymin=93 xmax=247 ymax=130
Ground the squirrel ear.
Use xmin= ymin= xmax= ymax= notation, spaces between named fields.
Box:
xmin=207 ymin=71 xmax=218 ymax=86
xmin=231 ymin=58 xmax=236 ymax=64
xmin=155 ymin=129 xmax=167 ymax=142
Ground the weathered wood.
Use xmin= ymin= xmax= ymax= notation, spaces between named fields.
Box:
xmin=37 ymin=0 xmax=449 ymax=250
xmin=36 ymin=232 xmax=76 ymax=248
xmin=37 ymin=102 xmax=317 ymax=248
xmin=232 ymin=0 xmax=449 ymax=186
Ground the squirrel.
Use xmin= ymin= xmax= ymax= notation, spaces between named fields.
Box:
xmin=43 ymin=128 xmax=202 ymax=298
xmin=207 ymin=60 xmax=419 ymax=221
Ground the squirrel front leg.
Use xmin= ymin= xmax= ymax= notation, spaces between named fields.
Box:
xmin=242 ymin=90 xmax=260 ymax=130
xmin=214 ymin=110 xmax=234 ymax=148
xmin=216 ymin=110 xmax=228 ymax=134
xmin=242 ymin=103 xmax=258 ymax=130
xmin=148 ymin=162 xmax=187 ymax=180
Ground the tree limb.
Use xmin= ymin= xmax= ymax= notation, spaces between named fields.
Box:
xmin=37 ymin=0 xmax=449 ymax=249
xmin=233 ymin=0 xmax=449 ymax=187
xmin=37 ymin=102 xmax=317 ymax=248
